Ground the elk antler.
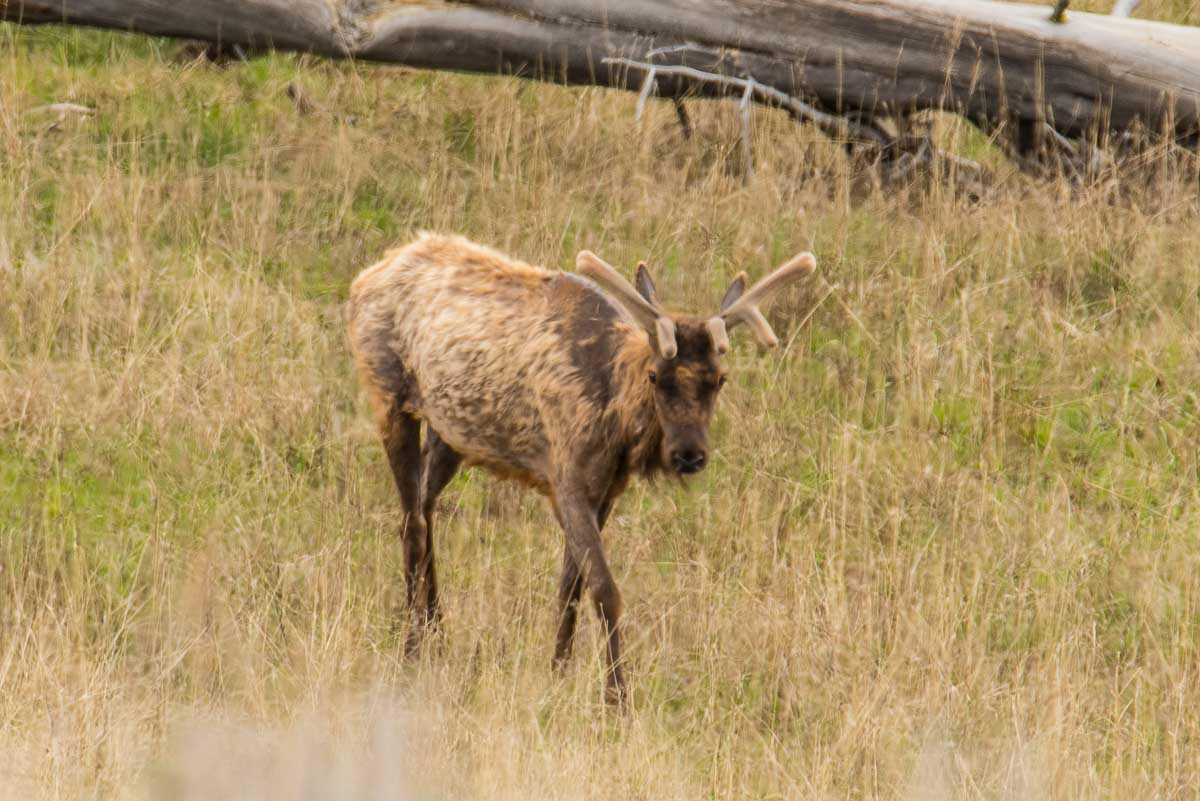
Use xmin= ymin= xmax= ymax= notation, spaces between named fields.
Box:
xmin=716 ymin=253 xmax=816 ymax=348
xmin=576 ymin=251 xmax=679 ymax=359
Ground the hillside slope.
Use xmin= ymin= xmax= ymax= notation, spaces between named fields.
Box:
xmin=2 ymin=24 xmax=1199 ymax=801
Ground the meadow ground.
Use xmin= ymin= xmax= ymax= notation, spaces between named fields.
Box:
xmin=2 ymin=13 xmax=1200 ymax=800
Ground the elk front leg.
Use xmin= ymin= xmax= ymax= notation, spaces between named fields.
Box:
xmin=553 ymin=498 xmax=613 ymax=669
xmin=554 ymin=489 xmax=626 ymax=705
xmin=553 ymin=548 xmax=584 ymax=669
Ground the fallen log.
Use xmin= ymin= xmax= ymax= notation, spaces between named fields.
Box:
xmin=4 ymin=0 xmax=1199 ymax=178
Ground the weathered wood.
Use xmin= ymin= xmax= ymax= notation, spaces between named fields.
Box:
xmin=1112 ymin=0 xmax=1141 ymax=18
xmin=4 ymin=0 xmax=1200 ymax=173
xmin=474 ymin=0 xmax=1200 ymax=139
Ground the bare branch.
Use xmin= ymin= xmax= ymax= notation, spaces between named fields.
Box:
xmin=635 ymin=68 xmax=658 ymax=123
xmin=602 ymin=57 xmax=889 ymax=149
xmin=1111 ymin=0 xmax=1140 ymax=17
xmin=739 ymin=78 xmax=755 ymax=179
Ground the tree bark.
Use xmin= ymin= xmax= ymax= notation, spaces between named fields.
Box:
xmin=4 ymin=0 xmax=1199 ymax=174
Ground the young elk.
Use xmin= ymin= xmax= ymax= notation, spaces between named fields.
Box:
xmin=348 ymin=234 xmax=815 ymax=703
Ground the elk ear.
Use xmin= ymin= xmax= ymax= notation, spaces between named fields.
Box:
xmin=635 ymin=261 xmax=660 ymax=306
xmin=719 ymin=272 xmax=748 ymax=312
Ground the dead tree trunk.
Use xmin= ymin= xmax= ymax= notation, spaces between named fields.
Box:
xmin=4 ymin=0 xmax=1200 ymax=177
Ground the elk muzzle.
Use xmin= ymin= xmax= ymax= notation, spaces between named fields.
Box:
xmin=670 ymin=446 xmax=708 ymax=474
xmin=666 ymin=429 xmax=709 ymax=475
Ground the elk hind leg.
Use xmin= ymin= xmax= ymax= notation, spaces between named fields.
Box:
xmin=417 ymin=427 xmax=462 ymax=631
xmin=380 ymin=406 xmax=429 ymax=656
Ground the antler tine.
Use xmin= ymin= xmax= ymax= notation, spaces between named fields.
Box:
xmin=577 ymin=250 xmax=678 ymax=359
xmin=706 ymin=316 xmax=730 ymax=355
xmin=576 ymin=250 xmax=662 ymax=327
xmin=720 ymin=252 xmax=816 ymax=348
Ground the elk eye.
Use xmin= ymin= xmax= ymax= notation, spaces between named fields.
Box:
xmin=648 ymin=371 xmax=658 ymax=385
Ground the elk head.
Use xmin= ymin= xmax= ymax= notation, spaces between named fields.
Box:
xmin=576 ymin=249 xmax=816 ymax=475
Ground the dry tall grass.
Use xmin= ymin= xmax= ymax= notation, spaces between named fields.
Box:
xmin=2 ymin=22 xmax=1200 ymax=801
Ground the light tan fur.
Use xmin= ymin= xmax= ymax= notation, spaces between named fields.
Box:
xmin=348 ymin=234 xmax=814 ymax=702
xmin=348 ymin=233 xmax=660 ymax=495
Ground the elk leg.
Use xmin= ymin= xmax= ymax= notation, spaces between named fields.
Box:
xmin=553 ymin=497 xmax=613 ymax=669
xmin=381 ymin=407 xmax=427 ymax=656
xmin=418 ymin=427 xmax=462 ymax=630
xmin=555 ymin=489 xmax=626 ymax=706
xmin=552 ymin=548 xmax=584 ymax=668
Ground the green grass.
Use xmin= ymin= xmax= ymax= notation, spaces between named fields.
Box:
xmin=2 ymin=21 xmax=1200 ymax=801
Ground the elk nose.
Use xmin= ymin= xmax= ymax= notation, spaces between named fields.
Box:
xmin=671 ymin=448 xmax=708 ymax=474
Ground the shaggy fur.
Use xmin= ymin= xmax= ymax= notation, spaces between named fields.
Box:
xmin=347 ymin=233 xmax=812 ymax=703
xmin=348 ymin=234 xmax=665 ymax=493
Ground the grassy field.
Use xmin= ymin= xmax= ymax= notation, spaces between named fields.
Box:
xmin=2 ymin=15 xmax=1200 ymax=801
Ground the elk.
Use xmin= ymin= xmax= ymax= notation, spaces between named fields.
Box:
xmin=347 ymin=234 xmax=815 ymax=703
